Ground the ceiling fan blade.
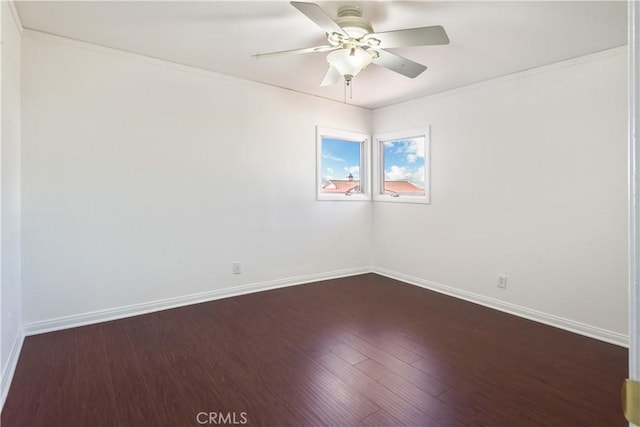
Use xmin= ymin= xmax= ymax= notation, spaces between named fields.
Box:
xmin=366 ymin=26 xmax=449 ymax=49
xmin=291 ymin=2 xmax=348 ymax=37
xmin=373 ymin=49 xmax=427 ymax=78
xmin=320 ymin=66 xmax=342 ymax=86
xmin=253 ymin=45 xmax=337 ymax=59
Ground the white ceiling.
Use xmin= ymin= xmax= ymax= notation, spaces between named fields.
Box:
xmin=15 ymin=1 xmax=627 ymax=109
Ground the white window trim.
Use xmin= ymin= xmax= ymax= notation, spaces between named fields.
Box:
xmin=373 ymin=127 xmax=431 ymax=204
xmin=316 ymin=126 xmax=371 ymax=201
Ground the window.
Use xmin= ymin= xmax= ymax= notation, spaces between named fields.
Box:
xmin=373 ymin=127 xmax=430 ymax=204
xmin=316 ymin=126 xmax=370 ymax=201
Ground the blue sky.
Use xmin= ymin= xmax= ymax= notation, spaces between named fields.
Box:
xmin=382 ymin=137 xmax=425 ymax=188
xmin=320 ymin=136 xmax=425 ymax=187
xmin=321 ymin=138 xmax=361 ymax=182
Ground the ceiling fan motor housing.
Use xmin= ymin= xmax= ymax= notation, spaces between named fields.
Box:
xmin=335 ymin=5 xmax=373 ymax=39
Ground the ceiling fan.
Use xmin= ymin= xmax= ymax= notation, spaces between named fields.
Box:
xmin=253 ymin=2 xmax=449 ymax=87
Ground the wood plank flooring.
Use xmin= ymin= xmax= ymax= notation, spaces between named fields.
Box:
xmin=1 ymin=273 xmax=628 ymax=426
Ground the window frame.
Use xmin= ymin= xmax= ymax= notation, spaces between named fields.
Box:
xmin=316 ymin=126 xmax=371 ymax=201
xmin=373 ymin=127 xmax=431 ymax=204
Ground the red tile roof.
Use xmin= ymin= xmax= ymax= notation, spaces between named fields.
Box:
xmin=322 ymin=180 xmax=360 ymax=193
xmin=383 ymin=181 xmax=424 ymax=194
xmin=322 ymin=180 xmax=423 ymax=195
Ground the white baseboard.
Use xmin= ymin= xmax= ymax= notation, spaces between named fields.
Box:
xmin=5 ymin=266 xmax=626 ymax=414
xmin=23 ymin=266 xmax=373 ymax=337
xmin=1 ymin=327 xmax=25 ymax=410
xmin=374 ymin=267 xmax=629 ymax=348
xmin=22 ymin=266 xmax=628 ymax=346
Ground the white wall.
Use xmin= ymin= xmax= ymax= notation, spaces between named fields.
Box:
xmin=373 ymin=48 xmax=628 ymax=339
xmin=19 ymin=29 xmax=629 ymax=344
xmin=1 ymin=0 xmax=23 ymax=403
xmin=21 ymin=31 xmax=372 ymax=325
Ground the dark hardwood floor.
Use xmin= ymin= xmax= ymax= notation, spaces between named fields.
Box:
xmin=2 ymin=274 xmax=628 ymax=426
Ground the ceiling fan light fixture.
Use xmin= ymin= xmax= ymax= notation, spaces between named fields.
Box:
xmin=326 ymin=48 xmax=373 ymax=78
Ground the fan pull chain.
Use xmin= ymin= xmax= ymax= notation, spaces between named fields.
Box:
xmin=343 ymin=75 xmax=354 ymax=104
xmin=343 ymin=79 xmax=347 ymax=104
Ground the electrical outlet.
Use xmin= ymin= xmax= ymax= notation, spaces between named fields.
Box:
xmin=233 ymin=262 xmax=241 ymax=275
xmin=498 ymin=275 xmax=507 ymax=289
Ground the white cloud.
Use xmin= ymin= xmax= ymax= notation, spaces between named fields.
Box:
xmin=385 ymin=165 xmax=411 ymax=181
xmin=385 ymin=137 xmax=425 ymax=164
xmin=322 ymin=152 xmax=344 ymax=162
xmin=385 ymin=165 xmax=424 ymax=186
xmin=405 ymin=137 xmax=425 ymax=162
xmin=326 ymin=167 xmax=333 ymax=175
xmin=344 ymin=165 xmax=360 ymax=179
xmin=413 ymin=165 xmax=425 ymax=185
